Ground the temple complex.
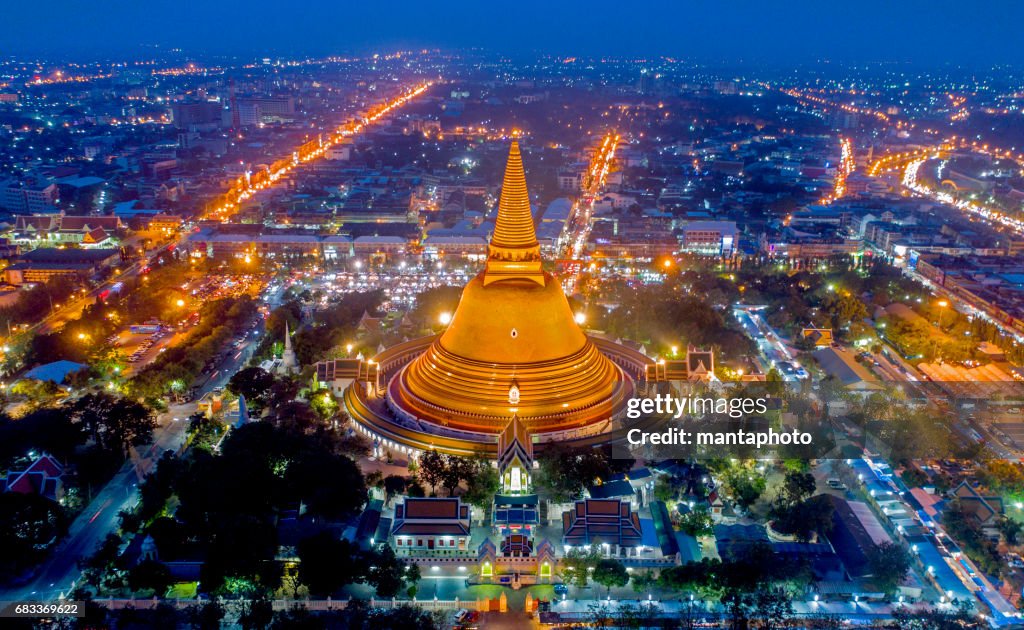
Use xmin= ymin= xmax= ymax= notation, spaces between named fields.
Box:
xmin=345 ymin=141 xmax=660 ymax=456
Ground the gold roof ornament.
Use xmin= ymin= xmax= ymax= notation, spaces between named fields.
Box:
xmin=484 ymin=140 xmax=545 ymax=286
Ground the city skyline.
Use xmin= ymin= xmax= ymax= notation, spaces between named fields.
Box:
xmin=2 ymin=9 xmax=1024 ymax=627
xmin=2 ymin=0 xmax=1023 ymax=67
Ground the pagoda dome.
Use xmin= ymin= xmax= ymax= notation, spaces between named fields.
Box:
xmin=390 ymin=141 xmax=626 ymax=434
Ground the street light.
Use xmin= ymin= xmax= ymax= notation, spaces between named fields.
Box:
xmin=574 ymin=312 xmax=586 ymax=325
xmin=439 ymin=312 xmax=452 ymax=326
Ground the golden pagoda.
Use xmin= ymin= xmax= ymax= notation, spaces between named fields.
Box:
xmin=389 ymin=141 xmax=626 ymax=435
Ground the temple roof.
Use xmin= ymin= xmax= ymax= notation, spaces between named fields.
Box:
xmin=562 ymin=498 xmax=643 ymax=548
xmin=497 ymin=414 xmax=534 ymax=474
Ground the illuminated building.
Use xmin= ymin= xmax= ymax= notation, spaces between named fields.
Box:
xmin=345 ymin=141 xmax=657 ymax=455
xmin=391 ymin=497 xmax=471 ymax=555
xmin=679 ymin=220 xmax=738 ymax=256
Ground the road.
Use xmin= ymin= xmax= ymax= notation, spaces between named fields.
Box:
xmin=733 ymin=305 xmax=807 ymax=380
xmin=561 ymin=132 xmax=618 ymax=295
xmin=29 ymin=242 xmax=178 ymax=338
xmin=0 ymin=402 xmax=191 ymax=602
xmin=0 ymin=300 xmax=272 ymax=602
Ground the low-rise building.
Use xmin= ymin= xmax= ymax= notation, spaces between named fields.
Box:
xmin=680 ymin=220 xmax=738 ymax=257
xmin=1 ymin=454 xmax=66 ymax=503
xmin=561 ymin=498 xmax=644 ymax=557
xmin=391 ymin=497 xmax=472 ymax=555
xmin=4 ymin=248 xmax=120 ymax=284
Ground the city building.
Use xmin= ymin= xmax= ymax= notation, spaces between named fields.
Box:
xmin=13 ymin=214 xmax=121 ymax=249
xmin=171 ymin=100 xmax=223 ymax=130
xmin=0 ymin=180 xmax=59 ymax=213
xmin=4 ymin=248 xmax=120 ymax=284
xmin=679 ymin=220 xmax=738 ymax=256
xmin=391 ymin=497 xmax=471 ymax=555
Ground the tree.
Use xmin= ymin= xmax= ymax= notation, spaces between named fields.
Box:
xmin=534 ymin=443 xmax=611 ymax=503
xmin=462 ymin=458 xmax=499 ymax=510
xmin=771 ymin=494 xmax=834 ymax=542
xmin=820 ymin=290 xmax=868 ymax=332
xmin=128 ymin=559 xmax=172 ymax=595
xmin=269 ymin=400 xmax=320 ymax=434
xmin=405 ymin=562 xmax=421 ymax=598
xmin=724 ymin=464 xmax=767 ymax=511
xmin=678 ymin=506 xmax=714 ymax=537
xmin=286 ymin=448 xmax=368 ymax=521
xmin=367 ymin=545 xmax=413 ymax=597
xmin=417 ymin=450 xmax=446 ymax=496
xmin=69 ymin=392 xmax=156 ymax=457
xmin=238 ymin=595 xmax=274 ymax=630
xmin=780 ymin=469 xmax=816 ymax=505
xmin=227 ymin=367 xmax=276 ymax=410
xmin=184 ymin=601 xmax=225 ymax=630
xmin=561 ymin=547 xmax=601 ymax=587
xmin=108 ymin=602 xmax=181 ymax=629
xmin=296 ymin=532 xmax=369 ymax=596
xmin=382 ymin=475 xmax=408 ymax=505
xmin=592 ymin=558 xmax=629 ymax=595
xmin=998 ymin=517 xmax=1022 ymax=545
xmin=753 ymin=585 xmax=793 ymax=630
xmin=0 ymin=407 xmax=85 ymax=463
xmin=891 ymin=600 xmax=981 ymax=629
xmin=0 ymin=492 xmax=66 ymax=578
xmin=440 ymin=455 xmax=471 ymax=497
xmin=867 ymin=541 xmax=911 ymax=595
xmin=631 ymin=569 xmax=657 ymax=594
xmin=653 ymin=476 xmax=675 ymax=503
xmin=366 ymin=469 xmax=384 ymax=489
xmin=722 ymin=588 xmax=752 ymax=630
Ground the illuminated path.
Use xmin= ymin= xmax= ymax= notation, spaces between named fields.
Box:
xmin=562 ymin=131 xmax=619 ymax=294
xmin=206 ymin=82 xmax=432 ymax=221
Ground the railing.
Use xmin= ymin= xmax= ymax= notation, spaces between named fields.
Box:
xmin=91 ymin=597 xmax=464 ymax=612
xmin=399 ymin=552 xmax=477 ymax=562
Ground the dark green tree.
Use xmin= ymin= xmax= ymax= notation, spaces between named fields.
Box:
xmin=866 ymin=541 xmax=911 ymax=595
xmin=127 ymin=559 xmax=173 ymax=595
xmin=296 ymin=532 xmax=369 ymax=596
xmin=592 ymin=558 xmax=630 ymax=595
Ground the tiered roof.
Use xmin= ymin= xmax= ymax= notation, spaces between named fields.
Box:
xmin=562 ymin=498 xmax=643 ymax=547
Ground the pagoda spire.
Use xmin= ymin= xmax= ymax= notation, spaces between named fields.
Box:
xmin=279 ymin=321 xmax=297 ymax=374
xmin=484 ymin=140 xmax=545 ymax=286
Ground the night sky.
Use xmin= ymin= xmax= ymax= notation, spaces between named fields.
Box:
xmin=6 ymin=0 xmax=1024 ymax=65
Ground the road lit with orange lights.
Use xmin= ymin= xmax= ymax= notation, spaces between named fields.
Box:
xmin=903 ymin=155 xmax=1024 ymax=236
xmin=820 ymin=137 xmax=853 ymax=203
xmin=562 ymin=131 xmax=619 ymax=294
xmin=206 ymin=82 xmax=431 ymax=222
